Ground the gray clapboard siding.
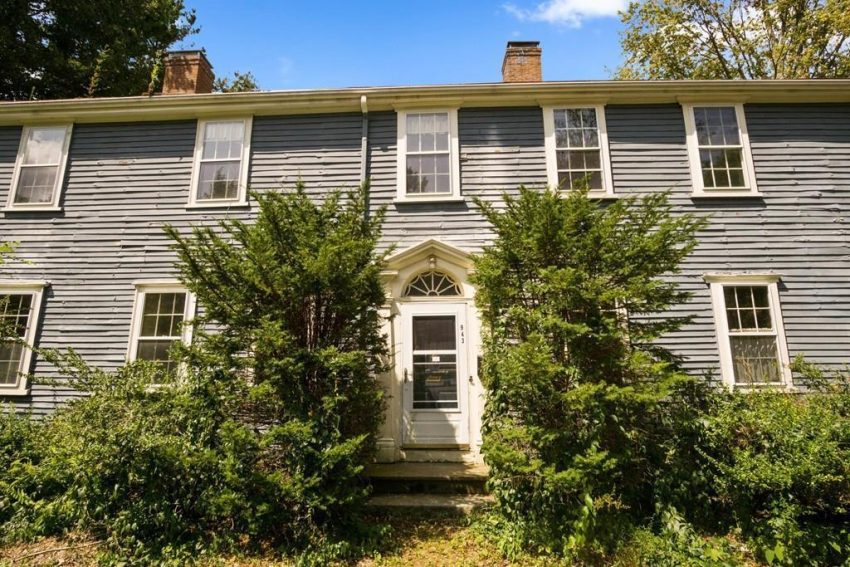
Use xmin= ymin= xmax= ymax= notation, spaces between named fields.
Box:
xmin=1 ymin=102 xmax=849 ymax=414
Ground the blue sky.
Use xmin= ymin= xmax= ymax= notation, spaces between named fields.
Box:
xmin=180 ymin=1 xmax=628 ymax=90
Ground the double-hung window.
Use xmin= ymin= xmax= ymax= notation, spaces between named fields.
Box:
xmin=396 ymin=110 xmax=460 ymax=201
xmin=683 ymin=104 xmax=758 ymax=196
xmin=0 ymin=282 xmax=46 ymax=395
xmin=6 ymin=125 xmax=72 ymax=210
xmin=706 ymin=274 xmax=791 ymax=388
xmin=189 ymin=118 xmax=252 ymax=206
xmin=543 ymin=106 xmax=613 ymax=196
xmin=128 ymin=284 xmax=195 ymax=376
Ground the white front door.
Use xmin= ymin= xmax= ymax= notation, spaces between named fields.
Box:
xmin=400 ymin=302 xmax=470 ymax=447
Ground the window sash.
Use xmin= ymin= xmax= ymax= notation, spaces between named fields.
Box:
xmin=190 ymin=119 xmax=251 ymax=205
xmin=707 ymin=276 xmax=790 ymax=388
xmin=544 ymin=106 xmax=612 ymax=195
xmin=397 ymin=109 xmax=459 ymax=200
xmin=684 ymin=104 xmax=756 ymax=194
xmin=8 ymin=125 xmax=71 ymax=209
xmin=129 ymin=287 xmax=194 ymax=375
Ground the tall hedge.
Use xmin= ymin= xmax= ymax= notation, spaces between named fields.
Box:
xmin=472 ymin=187 xmax=707 ymax=560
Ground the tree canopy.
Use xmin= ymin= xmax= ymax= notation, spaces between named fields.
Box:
xmin=0 ymin=0 xmax=197 ymax=100
xmin=618 ymin=0 xmax=850 ymax=79
xmin=213 ymin=71 xmax=260 ymax=93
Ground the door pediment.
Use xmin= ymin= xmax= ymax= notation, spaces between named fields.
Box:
xmin=381 ymin=240 xmax=474 ymax=301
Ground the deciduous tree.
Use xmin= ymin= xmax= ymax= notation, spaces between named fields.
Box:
xmin=618 ymin=0 xmax=850 ymax=79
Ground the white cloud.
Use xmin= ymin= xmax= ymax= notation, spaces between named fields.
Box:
xmin=505 ymin=0 xmax=628 ymax=27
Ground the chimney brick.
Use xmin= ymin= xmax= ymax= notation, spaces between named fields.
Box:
xmin=162 ymin=51 xmax=215 ymax=95
xmin=502 ymin=41 xmax=542 ymax=83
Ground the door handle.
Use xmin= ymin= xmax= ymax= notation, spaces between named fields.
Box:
xmin=404 ymin=368 xmax=409 ymax=383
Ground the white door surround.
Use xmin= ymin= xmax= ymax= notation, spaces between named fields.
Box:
xmin=377 ymin=240 xmax=484 ymax=463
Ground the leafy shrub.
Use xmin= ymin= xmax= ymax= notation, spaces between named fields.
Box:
xmin=697 ymin=373 xmax=850 ymax=566
xmin=618 ymin=508 xmax=745 ymax=567
xmin=472 ymin=187 xmax=707 ymax=561
xmin=0 ymin=184 xmax=389 ymax=564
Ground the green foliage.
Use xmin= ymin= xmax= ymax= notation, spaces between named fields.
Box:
xmin=473 ymin=187 xmax=708 ymax=560
xmin=0 ymin=184 xmax=389 ymax=563
xmin=618 ymin=509 xmax=744 ymax=566
xmin=0 ymin=0 xmax=197 ymax=100
xmin=213 ymin=71 xmax=260 ymax=93
xmin=165 ymin=182 xmax=389 ymax=554
xmin=697 ymin=381 xmax=850 ymax=565
xmin=618 ymin=0 xmax=850 ymax=79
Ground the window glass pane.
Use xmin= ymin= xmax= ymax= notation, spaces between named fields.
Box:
xmin=725 ymin=286 xmax=774 ymax=333
xmin=1 ymin=294 xmax=32 ymax=337
xmin=413 ymin=315 xmax=456 ymax=351
xmin=554 ymin=108 xmax=604 ymax=191
xmin=139 ymin=293 xmax=185 ymax=338
xmin=14 ymin=166 xmax=58 ymax=204
xmin=434 ymin=154 xmax=449 ymax=176
xmin=413 ymin=353 xmax=458 ymax=409
xmin=202 ymin=121 xmax=244 ymax=160
xmin=0 ymin=294 xmax=33 ymax=386
xmin=197 ymin=161 xmax=240 ymax=200
xmin=22 ymin=127 xmax=65 ymax=165
xmin=694 ymin=107 xmax=740 ymax=147
xmin=731 ymin=336 xmax=781 ymax=384
xmin=137 ymin=339 xmax=179 ymax=373
xmin=0 ymin=342 xmax=26 ymax=385
xmin=553 ymin=110 xmax=566 ymax=129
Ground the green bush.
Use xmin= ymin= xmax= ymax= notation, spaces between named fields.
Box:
xmin=697 ymin=376 xmax=850 ymax=566
xmin=0 ymin=184 xmax=389 ymax=564
xmin=472 ymin=187 xmax=708 ymax=561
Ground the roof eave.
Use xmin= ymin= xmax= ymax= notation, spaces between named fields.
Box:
xmin=1 ymin=79 xmax=849 ymax=125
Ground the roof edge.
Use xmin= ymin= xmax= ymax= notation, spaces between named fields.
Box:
xmin=2 ymin=79 xmax=850 ymax=125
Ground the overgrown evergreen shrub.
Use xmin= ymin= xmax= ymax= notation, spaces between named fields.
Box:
xmin=0 ymin=184 xmax=389 ymax=564
xmin=165 ymin=182 xmax=389 ymax=552
xmin=472 ymin=187 xmax=708 ymax=561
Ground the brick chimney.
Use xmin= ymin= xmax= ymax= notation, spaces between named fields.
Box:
xmin=502 ymin=41 xmax=542 ymax=82
xmin=162 ymin=51 xmax=214 ymax=95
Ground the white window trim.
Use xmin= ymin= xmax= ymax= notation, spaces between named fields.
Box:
xmin=4 ymin=125 xmax=73 ymax=212
xmin=543 ymin=105 xmax=615 ymax=197
xmin=683 ymin=103 xmax=760 ymax=197
xmin=188 ymin=117 xmax=253 ymax=208
xmin=705 ymin=273 xmax=792 ymax=389
xmin=127 ymin=281 xmax=196 ymax=364
xmin=0 ymin=280 xmax=47 ymax=396
xmin=395 ymin=108 xmax=461 ymax=203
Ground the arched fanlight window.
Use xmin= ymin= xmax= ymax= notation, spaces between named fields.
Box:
xmin=404 ymin=271 xmax=462 ymax=297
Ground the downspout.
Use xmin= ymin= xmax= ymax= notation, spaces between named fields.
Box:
xmin=360 ymin=94 xmax=370 ymax=220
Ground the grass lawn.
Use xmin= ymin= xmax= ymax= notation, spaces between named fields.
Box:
xmin=0 ymin=510 xmax=541 ymax=567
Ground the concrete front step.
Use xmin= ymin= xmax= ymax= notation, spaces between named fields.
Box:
xmin=365 ymin=462 xmax=490 ymax=495
xmin=366 ymin=493 xmax=495 ymax=514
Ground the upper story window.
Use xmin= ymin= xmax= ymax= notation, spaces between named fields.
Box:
xmin=683 ymin=104 xmax=759 ymax=196
xmin=396 ymin=110 xmax=460 ymax=202
xmin=6 ymin=125 xmax=72 ymax=211
xmin=0 ymin=282 xmax=46 ymax=396
xmin=705 ymin=274 xmax=791 ymax=388
xmin=189 ymin=118 xmax=252 ymax=207
xmin=128 ymin=283 xmax=195 ymax=376
xmin=543 ymin=106 xmax=613 ymax=196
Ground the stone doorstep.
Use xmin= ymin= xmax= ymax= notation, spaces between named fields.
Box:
xmin=364 ymin=462 xmax=490 ymax=482
xmin=366 ymin=493 xmax=495 ymax=514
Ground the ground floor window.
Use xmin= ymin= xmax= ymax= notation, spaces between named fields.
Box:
xmin=128 ymin=283 xmax=195 ymax=376
xmin=705 ymin=274 xmax=791 ymax=387
xmin=0 ymin=282 xmax=45 ymax=395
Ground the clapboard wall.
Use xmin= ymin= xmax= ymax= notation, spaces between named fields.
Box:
xmin=1 ymin=102 xmax=848 ymax=414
